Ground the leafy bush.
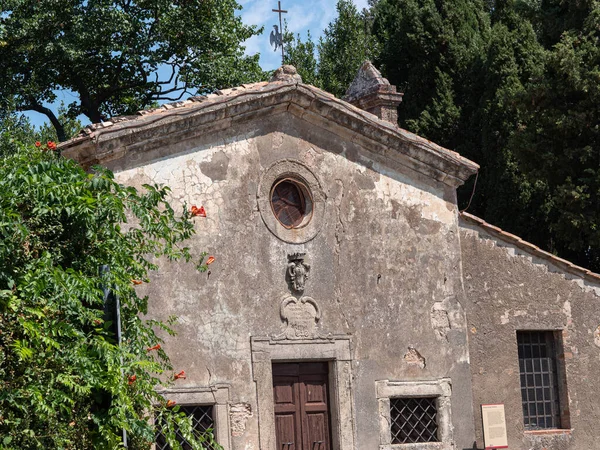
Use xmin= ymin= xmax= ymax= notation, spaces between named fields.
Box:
xmin=0 ymin=141 xmax=214 ymax=449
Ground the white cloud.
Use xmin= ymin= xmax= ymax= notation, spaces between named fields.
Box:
xmin=353 ymin=0 xmax=370 ymax=10
xmin=240 ymin=0 xmax=367 ymax=70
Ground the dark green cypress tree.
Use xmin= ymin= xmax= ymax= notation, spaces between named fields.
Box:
xmin=507 ymin=1 xmax=600 ymax=270
xmin=460 ymin=0 xmax=548 ymax=240
xmin=371 ymin=0 xmax=490 ymax=146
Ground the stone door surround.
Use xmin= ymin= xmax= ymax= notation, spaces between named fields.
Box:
xmin=251 ymin=336 xmax=355 ymax=450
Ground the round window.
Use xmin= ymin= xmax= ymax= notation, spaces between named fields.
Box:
xmin=270 ymin=178 xmax=313 ymax=229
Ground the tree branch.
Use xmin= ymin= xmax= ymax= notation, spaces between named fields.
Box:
xmin=19 ymin=101 xmax=67 ymax=142
xmin=152 ymin=88 xmax=190 ymax=102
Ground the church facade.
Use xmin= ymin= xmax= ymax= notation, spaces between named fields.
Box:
xmin=61 ymin=64 xmax=600 ymax=450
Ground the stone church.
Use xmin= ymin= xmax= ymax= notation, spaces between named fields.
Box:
xmin=61 ymin=63 xmax=600 ymax=450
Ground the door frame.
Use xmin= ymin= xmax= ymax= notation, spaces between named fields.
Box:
xmin=251 ymin=336 xmax=355 ymax=450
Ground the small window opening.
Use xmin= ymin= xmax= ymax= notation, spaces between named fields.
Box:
xmin=517 ymin=331 xmax=566 ymax=430
xmin=270 ymin=178 xmax=313 ymax=229
xmin=390 ymin=397 xmax=439 ymax=444
xmin=155 ymin=404 xmax=216 ymax=450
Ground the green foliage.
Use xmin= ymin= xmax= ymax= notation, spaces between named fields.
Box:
xmin=0 ymin=0 xmax=264 ymax=141
xmin=460 ymin=0 xmax=548 ymax=240
xmin=506 ymin=1 xmax=600 ymax=268
xmin=360 ymin=0 xmax=600 ymax=271
xmin=0 ymin=111 xmax=37 ymax=157
xmin=283 ymin=26 xmax=321 ymax=88
xmin=318 ymin=0 xmax=380 ymax=97
xmin=372 ymin=0 xmax=490 ymax=145
xmin=0 ymin=140 xmax=215 ymax=449
xmin=281 ymin=0 xmax=377 ymax=97
xmin=35 ymin=104 xmax=83 ymax=145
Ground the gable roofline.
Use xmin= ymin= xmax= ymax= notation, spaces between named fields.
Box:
xmin=59 ymin=79 xmax=479 ymax=187
xmin=460 ymin=212 xmax=600 ymax=285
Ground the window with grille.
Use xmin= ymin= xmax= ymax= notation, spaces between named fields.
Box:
xmin=155 ymin=404 xmax=216 ymax=450
xmin=517 ymin=331 xmax=562 ymax=430
xmin=270 ymin=178 xmax=313 ymax=229
xmin=390 ymin=397 xmax=439 ymax=444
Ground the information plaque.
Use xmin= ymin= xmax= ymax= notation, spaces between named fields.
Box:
xmin=482 ymin=403 xmax=508 ymax=449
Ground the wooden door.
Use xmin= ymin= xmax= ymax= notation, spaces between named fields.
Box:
xmin=273 ymin=362 xmax=332 ymax=450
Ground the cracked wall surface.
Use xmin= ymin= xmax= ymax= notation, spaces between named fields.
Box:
xmin=112 ymin=111 xmax=476 ymax=449
xmin=460 ymin=221 xmax=600 ymax=450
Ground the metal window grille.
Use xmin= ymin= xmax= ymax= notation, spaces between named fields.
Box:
xmin=270 ymin=179 xmax=310 ymax=229
xmin=390 ymin=397 xmax=439 ymax=444
xmin=155 ymin=405 xmax=215 ymax=450
xmin=517 ymin=331 xmax=561 ymax=430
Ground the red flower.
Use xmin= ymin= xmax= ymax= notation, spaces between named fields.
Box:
xmin=206 ymin=256 xmax=215 ymax=265
xmin=128 ymin=375 xmax=137 ymax=385
xmin=166 ymin=400 xmax=176 ymax=408
xmin=93 ymin=319 xmax=102 ymax=326
xmin=174 ymin=370 xmax=186 ymax=380
xmin=146 ymin=344 xmax=161 ymax=352
xmin=190 ymin=205 xmax=206 ymax=217
xmin=35 ymin=141 xmax=41 ymax=147
xmin=131 ymin=279 xmax=143 ymax=285
xmin=47 ymin=141 xmax=57 ymax=150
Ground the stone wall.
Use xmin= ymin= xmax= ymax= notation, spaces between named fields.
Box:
xmin=111 ymin=110 xmax=476 ymax=449
xmin=460 ymin=220 xmax=600 ymax=450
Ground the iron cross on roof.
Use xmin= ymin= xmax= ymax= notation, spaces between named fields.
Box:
xmin=270 ymin=1 xmax=287 ymax=65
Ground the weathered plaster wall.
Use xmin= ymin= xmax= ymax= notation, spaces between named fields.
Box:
xmin=460 ymin=221 xmax=600 ymax=450
xmin=112 ymin=111 xmax=476 ymax=449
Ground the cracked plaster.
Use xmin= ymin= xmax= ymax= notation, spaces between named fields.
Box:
xmin=111 ymin=111 xmax=475 ymax=449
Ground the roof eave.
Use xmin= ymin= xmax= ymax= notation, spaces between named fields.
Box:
xmin=460 ymin=212 xmax=600 ymax=285
xmin=59 ymin=82 xmax=479 ymax=187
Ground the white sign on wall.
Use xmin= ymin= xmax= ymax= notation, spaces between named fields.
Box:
xmin=481 ymin=403 xmax=508 ymax=449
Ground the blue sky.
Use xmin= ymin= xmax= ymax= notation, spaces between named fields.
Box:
xmin=27 ymin=0 xmax=368 ymax=128
xmin=240 ymin=0 xmax=368 ymax=71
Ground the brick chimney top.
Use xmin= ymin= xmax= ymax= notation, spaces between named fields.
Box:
xmin=343 ymin=61 xmax=403 ymax=126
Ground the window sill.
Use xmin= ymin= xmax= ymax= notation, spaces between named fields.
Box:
xmin=380 ymin=443 xmax=449 ymax=450
xmin=524 ymin=429 xmax=573 ymax=436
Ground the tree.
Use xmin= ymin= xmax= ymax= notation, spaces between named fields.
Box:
xmin=0 ymin=103 xmax=82 ymax=155
xmin=0 ymin=0 xmax=264 ymax=142
xmin=34 ymin=104 xmax=83 ymax=145
xmin=507 ymin=1 xmax=600 ymax=270
xmin=283 ymin=27 xmax=321 ymax=88
xmin=0 ymin=139 xmax=215 ymax=449
xmin=456 ymin=0 xmax=548 ymax=240
xmin=318 ymin=0 xmax=379 ymax=98
xmin=0 ymin=110 xmax=37 ymax=157
xmin=372 ymin=0 xmax=490 ymax=145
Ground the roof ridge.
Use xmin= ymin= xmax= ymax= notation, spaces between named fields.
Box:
xmin=58 ymin=80 xmax=478 ymax=187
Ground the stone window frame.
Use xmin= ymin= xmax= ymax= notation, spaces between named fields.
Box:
xmin=376 ymin=378 xmax=454 ymax=450
xmin=155 ymin=384 xmax=231 ymax=450
xmin=251 ymin=336 xmax=355 ymax=450
xmin=516 ymin=329 xmax=571 ymax=432
xmin=257 ymin=159 xmax=326 ymax=244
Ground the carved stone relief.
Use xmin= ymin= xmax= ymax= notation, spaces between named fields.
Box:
xmin=274 ymin=296 xmax=328 ymax=340
xmin=431 ymin=302 xmax=451 ymax=342
xmin=594 ymin=326 xmax=600 ymax=348
xmin=287 ymin=253 xmax=310 ymax=294
xmin=230 ymin=403 xmax=252 ymax=437
xmin=403 ymin=346 xmax=426 ymax=369
xmin=273 ymin=252 xmax=332 ymax=340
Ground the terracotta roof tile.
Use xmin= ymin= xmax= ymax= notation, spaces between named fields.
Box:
xmin=58 ymin=78 xmax=478 ymax=187
xmin=460 ymin=212 xmax=600 ymax=284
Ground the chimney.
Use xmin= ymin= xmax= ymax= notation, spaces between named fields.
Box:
xmin=343 ymin=61 xmax=403 ymax=126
